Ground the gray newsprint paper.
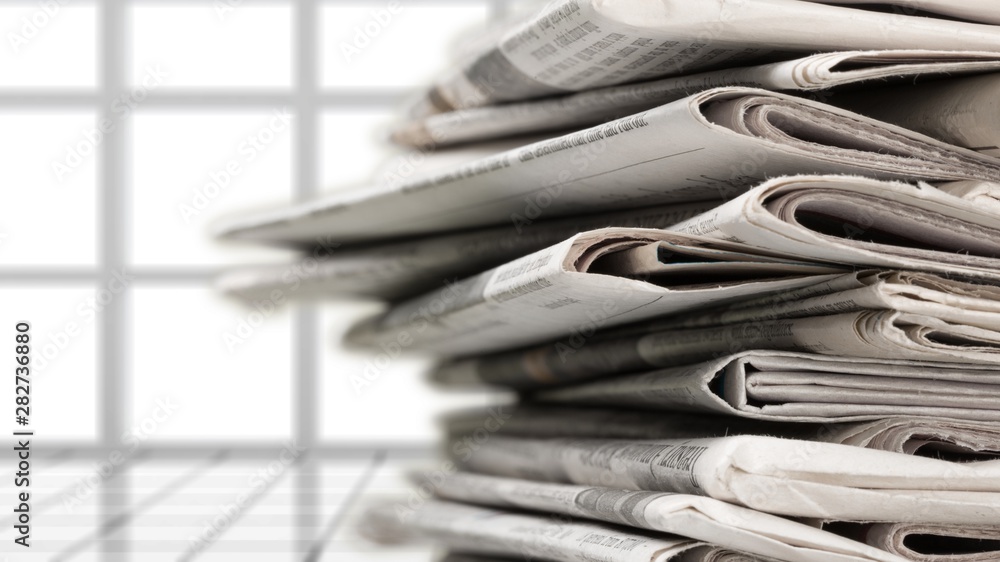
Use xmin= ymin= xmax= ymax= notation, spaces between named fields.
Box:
xmin=444 ymin=406 xmax=1000 ymax=460
xmin=216 ymin=202 xmax=714 ymax=303
xmin=534 ymin=350 xmax=1000 ymax=423
xmin=833 ymin=73 xmax=1000 ymax=157
xmin=825 ymin=522 xmax=1000 ymax=562
xmin=431 ymin=269 xmax=1000 ymax=390
xmin=455 ymin=435 xmax=1000 ymax=523
xmin=344 ymin=229 xmax=844 ymax=355
xmin=395 ymin=50 xmax=1000 ymax=147
xmin=669 ymin=175 xmax=1000 ymax=283
xmin=214 ymin=88 xmax=1000 ymax=247
xmin=417 ymin=472 xmax=906 ymax=562
xmin=809 ymin=0 xmax=1000 ymax=25
xmin=362 ymin=499 xmax=702 ymax=562
xmin=410 ymin=0 xmax=1000 ymax=114
xmin=350 ymin=174 xmax=1000 ymax=357
xmin=438 ymin=548 xmax=779 ymax=562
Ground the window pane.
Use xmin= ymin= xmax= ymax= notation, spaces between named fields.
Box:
xmin=0 ymin=3 xmax=97 ymax=88
xmin=131 ymin=111 xmax=295 ymax=266
xmin=320 ymin=108 xmax=397 ymax=189
xmin=0 ymin=112 xmax=97 ymax=266
xmin=131 ymin=286 xmax=293 ymax=441
xmin=130 ymin=4 xmax=293 ymax=89
xmin=320 ymin=3 xmax=490 ymax=88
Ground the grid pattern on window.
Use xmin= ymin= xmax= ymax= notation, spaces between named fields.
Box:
xmin=0 ymin=0 xmax=521 ymax=559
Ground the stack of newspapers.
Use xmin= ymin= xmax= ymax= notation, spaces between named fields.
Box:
xmin=216 ymin=1 xmax=1000 ymax=561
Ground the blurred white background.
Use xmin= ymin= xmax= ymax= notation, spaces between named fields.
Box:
xmin=0 ymin=1 xmax=535 ymax=559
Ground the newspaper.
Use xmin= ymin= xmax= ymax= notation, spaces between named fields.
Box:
xmin=434 ymin=313 xmax=1000 ymax=397
xmin=214 ymin=88 xmax=1000 ymax=246
xmin=362 ymin=499 xmax=704 ymax=562
xmin=394 ymin=51 xmax=1000 ymax=147
xmin=809 ymin=1 xmax=1000 ymax=25
xmin=216 ymin=202 xmax=714 ymax=303
xmin=350 ymin=188 xmax=1000 ymax=354
xmin=343 ymin=228 xmax=846 ymax=355
xmin=455 ymin=435 xmax=1000 ymax=523
xmin=826 ymin=522 xmax=1000 ymax=562
xmin=417 ymin=471 xmax=907 ymax=562
xmin=833 ymin=73 xmax=1000 ymax=157
xmin=410 ymin=0 xmax=1000 ymax=114
xmin=444 ymin=406 xmax=1000 ymax=460
xmin=669 ymin=175 xmax=1000 ymax=283
xmin=937 ymin=180 xmax=1000 ymax=213
xmin=431 ymin=269 xmax=1000 ymax=389
xmin=656 ymin=270 xmax=1000 ymax=332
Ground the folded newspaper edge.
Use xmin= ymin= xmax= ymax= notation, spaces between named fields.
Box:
xmin=344 ymin=228 xmax=845 ymax=355
xmin=417 ymin=471 xmax=908 ymax=562
xmin=443 ymin=405 xmax=1000 ymax=460
xmin=213 ymin=88 xmax=1000 ymax=246
xmin=533 ymin=349 xmax=1000 ymax=422
xmin=434 ymin=310 xmax=1000 ymax=391
xmin=431 ymin=268 xmax=1000 ymax=389
xmin=810 ymin=0 xmax=1000 ymax=25
xmin=836 ymin=72 xmax=1000 ymax=158
xmin=412 ymin=0 xmax=1000 ymax=114
xmin=669 ymin=175 xmax=1000 ymax=282
xmin=348 ymin=175 xmax=1000 ymax=356
xmin=456 ymin=435 xmax=1000 ymax=524
xmin=216 ymin=202 xmax=715 ymax=303
xmin=435 ymin=551 xmax=774 ymax=562
xmin=362 ymin=499 xmax=704 ymax=562
xmin=824 ymin=522 xmax=1000 ymax=562
xmin=395 ymin=50 xmax=1000 ymax=148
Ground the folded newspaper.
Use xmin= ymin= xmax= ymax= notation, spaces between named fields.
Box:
xmin=432 ymin=269 xmax=1000 ymax=389
xmin=215 ymin=89 xmax=1000 ymax=246
xmin=834 ymin=73 xmax=1000 ymax=158
xmin=344 ymin=229 xmax=845 ymax=355
xmin=455 ymin=435 xmax=1000 ymax=523
xmin=669 ymin=175 xmax=1000 ymax=282
xmin=440 ymin=412 xmax=1000 ymax=559
xmin=395 ymin=50 xmax=1000 ymax=147
xmin=364 ymin=499 xmax=719 ymax=562
xmin=216 ymin=202 xmax=713 ymax=302
xmin=411 ymin=0 xmax=1000 ymax=114
xmin=433 ymin=312 xmax=1000 ymax=393
xmin=438 ymin=550 xmax=784 ymax=562
xmin=438 ymin=548 xmax=780 ymax=562
xmin=349 ymin=174 xmax=1000 ymax=356
xmin=824 ymin=522 xmax=1000 ymax=562
xmin=414 ymin=471 xmax=907 ymax=562
xmin=534 ymin=348 xmax=1000 ymax=422
xmin=444 ymin=406 xmax=1000 ymax=460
